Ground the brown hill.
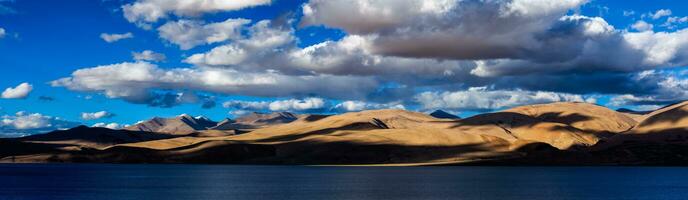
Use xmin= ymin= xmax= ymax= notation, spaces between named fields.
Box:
xmin=125 ymin=114 xmax=217 ymax=135
xmin=451 ymin=102 xmax=637 ymax=149
xmin=599 ymin=101 xmax=688 ymax=146
xmin=211 ymin=112 xmax=298 ymax=131
xmin=72 ymin=109 xmax=515 ymax=164
xmin=4 ymin=102 xmax=688 ymax=165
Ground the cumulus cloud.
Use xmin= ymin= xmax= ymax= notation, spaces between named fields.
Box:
xmin=122 ymin=0 xmax=270 ymax=26
xmin=51 ymin=62 xmax=379 ymax=105
xmin=415 ymin=87 xmax=595 ymax=111
xmin=300 ymin=1 xmax=688 ymax=78
xmin=301 ymin=0 xmax=588 ymax=60
xmin=332 ymin=101 xmax=405 ymax=112
xmin=268 ymin=98 xmax=326 ymax=111
xmin=53 ymin=0 xmax=688 ymax=112
xmin=662 ymin=16 xmax=688 ymax=29
xmin=0 ymin=27 xmax=5 ymax=38
xmin=608 ymin=69 xmax=688 ymax=107
xmin=92 ymin=122 xmax=124 ymax=129
xmin=100 ymin=32 xmax=134 ymax=43
xmin=0 ymin=111 xmax=81 ymax=137
xmin=158 ymin=18 xmax=250 ymax=50
xmin=650 ymin=9 xmax=672 ymax=20
xmin=81 ymin=111 xmax=115 ymax=120
xmin=631 ymin=20 xmax=653 ymax=32
xmin=1 ymin=82 xmax=32 ymax=99
xmin=133 ymin=50 xmax=166 ymax=62
xmin=222 ymin=98 xmax=407 ymax=113
xmin=223 ymin=97 xmax=326 ymax=112
xmin=185 ymin=20 xmax=477 ymax=87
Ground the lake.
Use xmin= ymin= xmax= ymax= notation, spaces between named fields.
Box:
xmin=0 ymin=164 xmax=687 ymax=200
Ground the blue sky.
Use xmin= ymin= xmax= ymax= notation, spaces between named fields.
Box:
xmin=1 ymin=0 xmax=687 ymax=135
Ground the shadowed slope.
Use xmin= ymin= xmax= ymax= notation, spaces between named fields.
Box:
xmin=17 ymin=126 xmax=180 ymax=149
xmin=451 ymin=102 xmax=637 ymax=149
xmin=598 ymin=101 xmax=688 ymax=146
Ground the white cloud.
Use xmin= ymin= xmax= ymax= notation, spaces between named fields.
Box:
xmin=609 ymin=94 xmax=654 ymax=107
xmin=92 ymin=122 xmax=123 ymax=129
xmin=603 ymin=69 xmax=688 ymax=108
xmin=268 ymin=98 xmax=325 ymax=111
xmin=223 ymin=100 xmax=270 ymax=110
xmin=223 ymin=98 xmax=326 ymax=112
xmin=51 ymin=62 xmax=379 ymax=104
xmin=1 ymin=82 xmax=32 ymax=99
xmin=301 ymin=0 xmax=588 ymax=60
xmin=122 ymin=0 xmax=270 ymax=25
xmin=186 ymin=20 xmax=475 ymax=83
xmin=100 ymin=32 xmax=134 ymax=43
xmin=158 ymin=18 xmax=250 ymax=50
xmin=333 ymin=101 xmax=405 ymax=112
xmin=229 ymin=109 xmax=251 ymax=116
xmin=300 ymin=1 xmax=688 ymax=78
xmin=651 ymin=9 xmax=672 ymax=20
xmin=0 ymin=27 xmax=5 ymax=38
xmin=631 ymin=20 xmax=653 ymax=32
xmin=470 ymin=16 xmax=688 ymax=77
xmin=53 ymin=0 xmax=688 ymax=111
xmin=623 ymin=29 xmax=688 ymax=67
xmin=623 ymin=10 xmax=635 ymax=17
xmin=662 ymin=16 xmax=688 ymax=29
xmin=81 ymin=111 xmax=115 ymax=120
xmin=0 ymin=112 xmax=80 ymax=137
xmin=415 ymin=87 xmax=594 ymax=111
xmin=185 ymin=20 xmax=296 ymax=67
xmin=133 ymin=50 xmax=166 ymax=62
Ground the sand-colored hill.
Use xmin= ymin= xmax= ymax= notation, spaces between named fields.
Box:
xmin=633 ymin=101 xmax=688 ymax=134
xmin=598 ymin=101 xmax=688 ymax=146
xmin=451 ymin=102 xmax=637 ymax=149
xmin=111 ymin=105 xmax=638 ymax=163
xmin=110 ymin=109 xmax=513 ymax=164
xmin=4 ymin=101 xmax=688 ymax=165
xmin=507 ymin=102 xmax=637 ymax=133
xmin=113 ymin=104 xmax=640 ymax=161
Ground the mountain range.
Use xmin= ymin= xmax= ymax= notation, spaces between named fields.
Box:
xmin=2 ymin=102 xmax=688 ymax=165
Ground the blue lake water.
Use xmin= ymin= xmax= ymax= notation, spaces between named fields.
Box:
xmin=0 ymin=164 xmax=687 ymax=200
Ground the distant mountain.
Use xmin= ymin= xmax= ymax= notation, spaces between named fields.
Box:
xmin=616 ymin=108 xmax=652 ymax=115
xmin=429 ymin=110 xmax=461 ymax=119
xmin=125 ymin=114 xmax=217 ymax=135
xmin=235 ymin=112 xmax=298 ymax=125
xmin=616 ymin=108 xmax=653 ymax=122
xmin=212 ymin=112 xmax=298 ymax=130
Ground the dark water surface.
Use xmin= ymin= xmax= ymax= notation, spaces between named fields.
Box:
xmin=1 ymin=164 xmax=687 ymax=200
